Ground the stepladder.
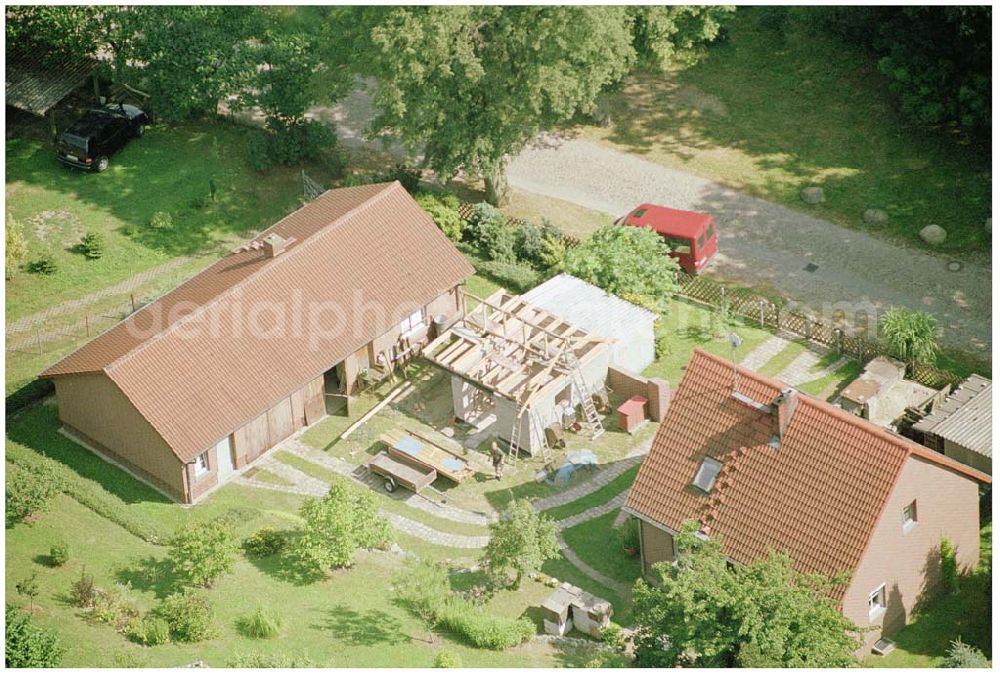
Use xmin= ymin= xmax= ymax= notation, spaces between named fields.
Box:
xmin=564 ymin=355 xmax=605 ymax=440
xmin=507 ymin=406 xmax=552 ymax=467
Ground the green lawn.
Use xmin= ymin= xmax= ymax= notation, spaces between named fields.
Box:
xmin=864 ymin=523 xmax=992 ymax=667
xmin=543 ymin=465 xmax=639 ymax=523
xmin=758 ymin=340 xmax=808 ymax=378
xmin=561 ymin=511 xmax=642 ymax=591
xmin=581 ymin=8 xmax=991 ymax=253
xmin=643 ymin=297 xmax=775 ymax=385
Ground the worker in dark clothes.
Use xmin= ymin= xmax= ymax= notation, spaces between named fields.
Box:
xmin=491 ymin=440 xmax=505 ymax=481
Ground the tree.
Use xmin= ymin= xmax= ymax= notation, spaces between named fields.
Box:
xmin=5 ymin=6 xmax=103 ymax=56
xmin=878 ymin=307 xmax=939 ymax=364
xmin=168 ymin=520 xmax=239 ymax=588
xmin=5 ymin=604 xmax=64 ymax=668
xmin=481 ymin=499 xmax=559 ymax=589
xmin=629 ymin=6 xmax=735 ymax=69
xmin=292 ymin=479 xmax=390 ymax=572
xmin=565 ymin=224 xmax=680 ymax=309
xmin=15 ymin=573 xmax=40 ymax=613
xmin=6 ymin=216 xmax=26 ymax=279
xmin=344 ymin=7 xmax=635 ymax=205
xmin=80 ymin=231 xmax=105 ymax=260
xmin=942 ymin=639 xmax=990 ymax=668
xmin=632 ymin=522 xmax=859 ymax=667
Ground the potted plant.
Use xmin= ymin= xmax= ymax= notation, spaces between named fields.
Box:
xmin=619 ymin=518 xmax=640 ymax=557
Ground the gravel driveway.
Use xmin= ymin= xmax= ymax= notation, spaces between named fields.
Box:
xmin=509 ymin=137 xmax=991 ymax=354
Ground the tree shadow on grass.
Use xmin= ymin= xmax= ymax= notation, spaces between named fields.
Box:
xmin=245 ymin=547 xmax=329 ymax=587
xmin=313 ymin=603 xmax=409 ymax=646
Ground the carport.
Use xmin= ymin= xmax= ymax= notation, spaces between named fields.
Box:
xmin=6 ymin=48 xmax=99 ymax=136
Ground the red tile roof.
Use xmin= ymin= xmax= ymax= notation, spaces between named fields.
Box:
xmin=625 ymin=349 xmax=989 ymax=591
xmin=42 ymin=182 xmax=474 ymax=462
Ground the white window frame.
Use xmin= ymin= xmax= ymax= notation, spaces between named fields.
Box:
xmin=194 ymin=452 xmax=209 ymax=477
xmin=902 ymin=500 xmax=918 ymax=534
xmin=399 ymin=308 xmax=425 ymax=336
xmin=868 ymin=584 xmax=886 ymax=621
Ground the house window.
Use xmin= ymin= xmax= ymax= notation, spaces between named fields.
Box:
xmin=194 ymin=452 xmax=209 ymax=477
xmin=868 ymin=584 xmax=886 ymax=620
xmin=692 ymin=457 xmax=723 ymax=493
xmin=902 ymin=500 xmax=918 ymax=533
xmin=400 ymin=309 xmax=425 ymax=335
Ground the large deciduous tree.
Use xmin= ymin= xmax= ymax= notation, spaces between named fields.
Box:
xmin=629 ymin=6 xmax=736 ymax=69
xmin=346 ymin=6 xmax=636 ymax=205
xmin=632 ymin=522 xmax=859 ymax=668
xmin=293 ymin=479 xmax=390 ymax=572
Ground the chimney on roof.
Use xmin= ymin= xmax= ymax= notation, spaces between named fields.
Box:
xmin=262 ymin=233 xmax=289 ymax=258
xmin=773 ymin=387 xmax=798 ymax=440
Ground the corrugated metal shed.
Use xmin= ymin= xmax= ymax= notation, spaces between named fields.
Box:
xmin=6 ymin=49 xmax=95 ymax=116
xmin=913 ymin=375 xmax=991 ymax=458
xmin=521 ymin=273 xmax=658 ymax=374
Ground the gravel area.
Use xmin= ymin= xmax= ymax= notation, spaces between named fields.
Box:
xmin=509 ymin=137 xmax=991 ymax=354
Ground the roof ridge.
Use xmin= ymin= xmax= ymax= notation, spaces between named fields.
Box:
xmin=104 ymin=182 xmax=401 ymax=375
xmin=691 ymin=348 xmax=991 ymax=485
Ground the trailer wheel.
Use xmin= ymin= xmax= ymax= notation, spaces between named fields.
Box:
xmin=384 ymin=477 xmax=397 ymax=493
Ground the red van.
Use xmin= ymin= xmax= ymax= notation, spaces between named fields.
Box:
xmin=617 ymin=203 xmax=718 ymax=274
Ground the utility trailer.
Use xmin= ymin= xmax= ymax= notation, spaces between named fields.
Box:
xmin=367 ymin=451 xmax=437 ymax=494
xmin=379 ymin=428 xmax=475 ymax=484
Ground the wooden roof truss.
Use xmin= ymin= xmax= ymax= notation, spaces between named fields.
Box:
xmin=424 ymin=288 xmax=607 ymax=408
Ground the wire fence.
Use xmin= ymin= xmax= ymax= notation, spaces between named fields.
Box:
xmin=6 ymin=295 xmax=140 ymax=358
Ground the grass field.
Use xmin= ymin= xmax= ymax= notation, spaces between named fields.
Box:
xmin=580 ymin=8 xmax=991 ymax=253
xmin=561 ymin=511 xmax=642 ymax=590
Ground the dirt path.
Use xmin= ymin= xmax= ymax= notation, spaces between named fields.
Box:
xmin=508 ymin=137 xmax=991 ymax=354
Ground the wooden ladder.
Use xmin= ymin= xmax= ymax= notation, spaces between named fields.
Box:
xmin=507 ymin=406 xmax=552 ymax=466
xmin=564 ymin=354 xmax=605 ymax=440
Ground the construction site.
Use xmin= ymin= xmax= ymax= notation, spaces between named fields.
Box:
xmin=423 ymin=288 xmax=614 ymax=464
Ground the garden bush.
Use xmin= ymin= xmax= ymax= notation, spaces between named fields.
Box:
xmin=471 ymin=258 xmax=542 ymax=294
xmin=416 ymin=193 xmax=464 ymax=242
xmin=341 ymin=164 xmax=422 ymax=192
xmin=515 ymin=219 xmax=562 ymax=267
xmin=465 ymin=202 xmax=505 ymax=246
xmin=5 ymin=604 xmax=64 ymax=668
xmin=237 ymin=606 xmax=283 ymax=639
xmin=5 ymin=463 xmax=60 ymax=525
xmin=618 ymin=519 xmax=640 ymax=553
xmin=126 ymin=614 xmax=170 ymax=647
xmin=26 ymin=253 xmax=57 ymax=275
xmin=169 ymin=519 xmax=239 ymax=588
xmin=243 ymin=527 xmax=287 ymax=558
xmin=49 ymin=540 xmax=70 ymax=566
xmin=940 ymin=536 xmax=958 ymax=594
xmin=156 ymin=591 xmax=216 ymax=643
xmin=433 ymin=649 xmax=463 ymax=668
xmin=942 ymin=639 xmax=990 ymax=668
xmin=80 ymin=231 xmax=105 ymax=260
xmin=435 ymin=597 xmax=535 ymax=650
xmin=601 ymin=621 xmax=627 ymax=651
xmin=92 ymin=583 xmax=140 ymax=632
xmin=149 ymin=211 xmax=173 ymax=230
xmin=248 ymin=119 xmax=337 ymax=171
xmin=69 ymin=568 xmax=97 ymax=608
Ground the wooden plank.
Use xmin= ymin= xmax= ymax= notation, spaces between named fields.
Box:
xmin=339 ymin=382 xmax=410 ymax=440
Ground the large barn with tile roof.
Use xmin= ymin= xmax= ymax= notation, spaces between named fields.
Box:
xmin=42 ymin=182 xmax=474 ymax=503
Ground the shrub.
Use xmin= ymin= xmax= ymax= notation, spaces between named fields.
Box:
xmin=538 ymin=233 xmax=567 ymax=273
xmin=5 ymin=463 xmax=60 ymax=525
xmin=292 ymin=479 xmax=391 ymax=572
xmin=149 ymin=211 xmax=173 ymax=230
xmin=416 ymin=193 xmax=464 ymax=241
xmin=92 ymin=583 xmax=139 ymax=631
xmin=472 ymin=258 xmax=542 ymax=293
xmin=26 ymin=253 xmax=57 ymax=275
xmin=654 ymin=333 xmax=671 ymax=360
xmin=80 ymin=231 xmax=105 ymax=260
xmin=601 ymin=621 xmax=626 ymax=651
xmin=465 ymin=202 xmax=504 ymax=246
xmin=15 ymin=573 xmax=40 ymax=611
xmin=584 ymin=651 xmax=632 ymax=668
xmin=565 ymin=224 xmax=680 ymax=303
xmin=49 ymin=540 xmax=70 ymax=566
xmin=435 ymin=597 xmax=535 ymax=650
xmin=940 ymin=536 xmax=958 ymax=594
xmin=942 ymin=638 xmax=990 ymax=668
xmin=126 ymin=614 xmax=170 ymax=647
xmin=515 ymin=219 xmax=562 ymax=267
xmin=5 ymin=604 xmax=64 ymax=667
xmin=6 ymin=216 xmax=26 ymax=279
xmin=243 ymin=527 xmax=287 ymax=558
xmin=169 ymin=519 xmax=239 ymax=588
xmin=249 ymin=119 xmax=337 ymax=170
xmin=69 ymin=568 xmax=97 ymax=608
xmin=237 ymin=606 xmax=283 ymax=639
xmin=618 ymin=519 xmax=640 ymax=552
xmin=156 ymin=591 xmax=216 ymax=643
xmin=879 ymin=307 xmax=939 ymax=365
xmin=227 ymin=651 xmax=314 ymax=667
xmin=433 ymin=649 xmax=463 ymax=668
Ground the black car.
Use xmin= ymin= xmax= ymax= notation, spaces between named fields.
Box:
xmin=56 ymin=103 xmax=149 ymax=172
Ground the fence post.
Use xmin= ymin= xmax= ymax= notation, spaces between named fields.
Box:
xmin=131 ymin=294 xmax=136 ymax=313
xmin=37 ymin=330 xmax=42 ymax=356
xmin=719 ymin=286 xmax=726 ymax=309
xmin=85 ymin=314 xmax=90 ymax=337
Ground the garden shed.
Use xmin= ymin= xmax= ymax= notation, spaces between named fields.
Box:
xmin=521 ymin=274 xmax=658 ymax=374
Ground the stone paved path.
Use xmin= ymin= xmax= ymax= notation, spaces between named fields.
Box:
xmin=556 ymin=489 xmax=629 ymax=530
xmin=532 ymin=445 xmax=648 ymax=512
xmin=776 ymin=349 xmax=849 ymax=387
xmin=740 ymin=334 xmax=791 ymax=370
xmin=556 ymin=532 xmax=631 ymax=599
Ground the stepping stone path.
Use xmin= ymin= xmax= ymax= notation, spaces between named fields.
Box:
xmin=775 ymin=349 xmax=849 ymax=387
xmin=739 ymin=334 xmax=791 ymax=371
